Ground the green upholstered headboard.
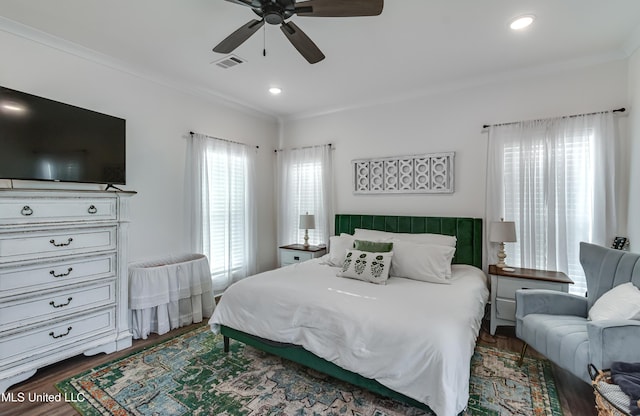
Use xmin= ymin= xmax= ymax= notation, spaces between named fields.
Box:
xmin=335 ymin=214 xmax=483 ymax=269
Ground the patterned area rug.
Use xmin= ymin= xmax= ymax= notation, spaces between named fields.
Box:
xmin=56 ymin=326 xmax=562 ymax=415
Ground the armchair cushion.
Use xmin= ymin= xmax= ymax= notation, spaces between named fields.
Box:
xmin=518 ymin=313 xmax=591 ymax=382
xmin=587 ymin=319 xmax=640 ymax=370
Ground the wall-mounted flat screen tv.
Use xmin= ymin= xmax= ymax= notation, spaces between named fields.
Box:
xmin=0 ymin=86 xmax=126 ymax=185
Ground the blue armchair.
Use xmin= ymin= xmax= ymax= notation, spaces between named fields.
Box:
xmin=515 ymin=242 xmax=640 ymax=383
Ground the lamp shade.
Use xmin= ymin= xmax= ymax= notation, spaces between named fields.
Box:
xmin=489 ymin=220 xmax=517 ymax=243
xmin=299 ymin=213 xmax=315 ymax=230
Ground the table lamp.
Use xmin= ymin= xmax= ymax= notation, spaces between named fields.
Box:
xmin=489 ymin=218 xmax=517 ymax=269
xmin=299 ymin=212 xmax=315 ymax=248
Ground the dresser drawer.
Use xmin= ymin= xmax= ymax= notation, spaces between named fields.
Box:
xmin=0 ymin=197 xmax=116 ymax=225
xmin=0 ymin=254 xmax=116 ymax=297
xmin=496 ymin=276 xmax=564 ymax=299
xmin=0 ymin=226 xmax=116 ymax=263
xmin=0 ymin=308 xmax=115 ymax=367
xmin=281 ymin=249 xmax=314 ymax=265
xmin=0 ymin=281 xmax=115 ymax=331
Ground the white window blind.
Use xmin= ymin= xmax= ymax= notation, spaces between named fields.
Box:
xmin=288 ymin=160 xmax=325 ymax=246
xmin=487 ymin=112 xmax=618 ymax=297
xmin=185 ymin=133 xmax=256 ymax=294
xmin=277 ymin=144 xmax=333 ymax=248
xmin=502 ymin=129 xmax=593 ymax=295
xmin=204 ymin=150 xmax=248 ymax=284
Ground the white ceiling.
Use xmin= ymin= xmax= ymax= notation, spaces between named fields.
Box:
xmin=1 ymin=0 xmax=640 ymax=120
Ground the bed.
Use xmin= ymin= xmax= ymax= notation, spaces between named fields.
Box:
xmin=209 ymin=215 xmax=488 ymax=416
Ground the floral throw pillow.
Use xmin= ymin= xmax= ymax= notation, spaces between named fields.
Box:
xmin=337 ymin=249 xmax=393 ymax=285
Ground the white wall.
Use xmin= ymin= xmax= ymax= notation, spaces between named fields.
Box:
xmin=2 ymin=20 xmax=634 ymax=268
xmin=0 ymin=29 xmax=279 ymax=271
xmin=282 ymin=60 xmax=630 ymax=235
xmin=627 ymin=48 xmax=640 ymax=251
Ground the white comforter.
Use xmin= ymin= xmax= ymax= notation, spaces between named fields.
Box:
xmin=209 ymin=259 xmax=489 ymax=416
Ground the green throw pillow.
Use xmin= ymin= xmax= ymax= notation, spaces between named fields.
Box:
xmin=354 ymin=239 xmax=393 ymax=253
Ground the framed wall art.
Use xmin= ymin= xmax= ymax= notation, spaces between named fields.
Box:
xmin=352 ymin=152 xmax=454 ymax=194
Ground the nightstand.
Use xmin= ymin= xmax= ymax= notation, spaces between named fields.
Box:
xmin=489 ymin=265 xmax=573 ymax=335
xmin=279 ymin=244 xmax=327 ymax=267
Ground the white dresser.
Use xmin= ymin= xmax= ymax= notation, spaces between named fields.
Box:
xmin=0 ymin=189 xmax=135 ymax=393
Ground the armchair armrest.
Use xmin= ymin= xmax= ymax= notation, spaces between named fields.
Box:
xmin=515 ymin=289 xmax=588 ymax=319
xmin=587 ymin=320 xmax=640 ymax=370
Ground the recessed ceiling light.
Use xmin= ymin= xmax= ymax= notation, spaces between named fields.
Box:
xmin=1 ymin=102 xmax=25 ymax=112
xmin=510 ymin=15 xmax=535 ymax=30
xmin=269 ymin=87 xmax=282 ymax=95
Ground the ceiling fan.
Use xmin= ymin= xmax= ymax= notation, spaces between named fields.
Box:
xmin=213 ymin=0 xmax=384 ymax=64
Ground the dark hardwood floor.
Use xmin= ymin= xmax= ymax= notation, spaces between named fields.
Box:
xmin=0 ymin=322 xmax=596 ymax=416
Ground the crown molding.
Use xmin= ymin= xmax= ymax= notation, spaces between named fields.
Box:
xmin=285 ymin=50 xmax=628 ymax=122
xmin=0 ymin=16 xmax=277 ymax=122
xmin=622 ymin=23 xmax=640 ymax=56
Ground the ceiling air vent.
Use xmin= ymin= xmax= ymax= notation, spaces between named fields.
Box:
xmin=213 ymin=54 xmax=245 ymax=69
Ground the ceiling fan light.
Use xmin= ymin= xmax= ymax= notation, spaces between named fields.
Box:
xmin=269 ymin=87 xmax=282 ymax=95
xmin=510 ymin=15 xmax=535 ymax=30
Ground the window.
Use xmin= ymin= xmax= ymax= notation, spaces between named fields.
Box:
xmin=487 ymin=112 xmax=619 ymax=296
xmin=286 ymin=160 xmax=326 ymax=245
xmin=204 ymin=150 xmax=250 ymax=288
xmin=502 ymin=128 xmax=593 ymax=295
xmin=185 ymin=134 xmax=256 ymax=293
xmin=277 ymin=144 xmax=333 ymax=248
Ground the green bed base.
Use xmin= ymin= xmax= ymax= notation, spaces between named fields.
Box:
xmin=221 ymin=214 xmax=483 ymax=413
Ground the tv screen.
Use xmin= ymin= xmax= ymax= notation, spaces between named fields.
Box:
xmin=0 ymin=86 xmax=126 ymax=185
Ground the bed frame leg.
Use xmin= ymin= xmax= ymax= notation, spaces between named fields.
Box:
xmin=517 ymin=343 xmax=528 ymax=366
xmin=223 ymin=335 xmax=229 ymax=353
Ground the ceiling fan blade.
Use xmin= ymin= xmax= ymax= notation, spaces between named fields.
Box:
xmin=223 ymin=0 xmax=259 ymax=8
xmin=294 ymin=0 xmax=383 ymax=17
xmin=213 ymin=19 xmax=265 ymax=54
xmin=280 ymin=21 xmax=325 ymax=64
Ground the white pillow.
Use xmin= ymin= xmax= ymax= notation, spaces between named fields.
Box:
xmin=352 ymin=228 xmax=393 ymax=242
xmin=588 ymin=282 xmax=640 ymax=321
xmin=395 ymin=233 xmax=457 ymax=247
xmin=390 ymin=241 xmax=456 ymax=284
xmin=325 ymin=234 xmax=356 ymax=267
xmin=352 ymin=228 xmax=456 ymax=247
xmin=337 ymin=249 xmax=393 ymax=285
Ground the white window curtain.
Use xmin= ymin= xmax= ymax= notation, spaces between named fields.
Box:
xmin=277 ymin=144 xmax=333 ymax=247
xmin=486 ymin=112 xmax=618 ymax=295
xmin=185 ymin=133 xmax=257 ymax=293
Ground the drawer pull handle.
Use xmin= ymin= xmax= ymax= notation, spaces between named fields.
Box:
xmin=294 ymin=256 xmax=300 ymax=261
xmin=50 ymin=267 xmax=73 ymax=278
xmin=21 ymin=206 xmax=33 ymax=216
xmin=49 ymin=297 xmax=73 ymax=308
xmin=50 ymin=238 xmax=73 ymax=247
xmin=49 ymin=326 xmax=72 ymax=339
xmin=88 ymin=205 xmax=98 ymax=214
